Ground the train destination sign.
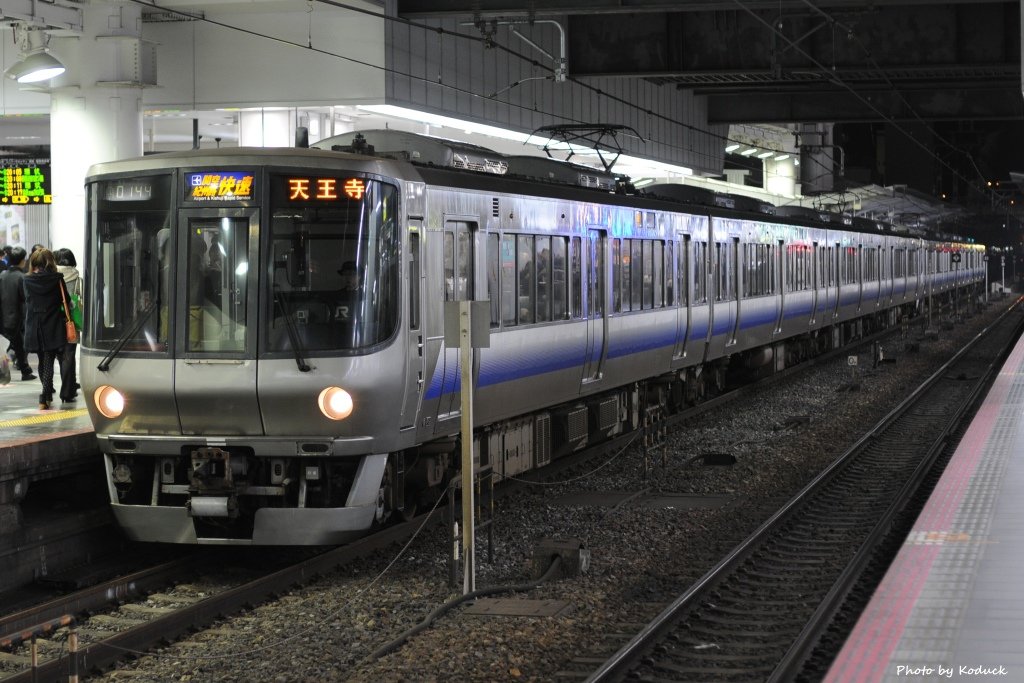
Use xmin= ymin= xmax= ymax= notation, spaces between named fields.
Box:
xmin=186 ymin=171 xmax=255 ymax=202
xmin=0 ymin=164 xmax=52 ymax=204
xmin=285 ymin=177 xmax=366 ymax=201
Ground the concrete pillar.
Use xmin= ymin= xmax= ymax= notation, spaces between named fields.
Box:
xmin=239 ymin=109 xmax=295 ymax=148
xmin=48 ymin=2 xmax=144 ymax=272
xmin=765 ymin=157 xmax=797 ymax=197
xmin=724 ymin=169 xmax=749 ymax=186
xmin=799 ymin=122 xmax=836 ymax=194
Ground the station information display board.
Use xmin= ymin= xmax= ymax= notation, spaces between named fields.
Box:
xmin=0 ymin=160 xmax=52 ymax=204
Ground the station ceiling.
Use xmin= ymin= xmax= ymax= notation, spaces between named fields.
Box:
xmin=397 ymin=0 xmax=1023 ymax=125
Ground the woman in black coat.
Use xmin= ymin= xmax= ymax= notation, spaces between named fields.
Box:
xmin=23 ymin=248 xmax=71 ymax=409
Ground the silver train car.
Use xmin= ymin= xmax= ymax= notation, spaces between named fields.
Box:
xmin=82 ymin=129 xmax=986 ymax=545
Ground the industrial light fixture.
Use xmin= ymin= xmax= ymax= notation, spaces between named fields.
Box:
xmin=740 ymin=147 xmax=758 ymax=156
xmin=4 ymin=24 xmax=65 ymax=84
xmin=757 ymin=151 xmax=774 ymax=159
xmin=4 ymin=51 xmax=66 ymax=83
xmin=725 ymin=144 xmax=741 ymax=153
xmin=774 ymin=153 xmax=791 ymax=161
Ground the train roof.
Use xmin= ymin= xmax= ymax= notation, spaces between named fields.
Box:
xmin=314 ymin=129 xmax=620 ymax=191
xmin=86 ymin=131 xmax=972 ymax=247
xmin=313 ymin=129 xmax=510 ymax=175
xmin=642 ymin=183 xmax=775 ymax=216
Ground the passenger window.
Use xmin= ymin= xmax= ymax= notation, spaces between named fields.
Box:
xmin=642 ymin=240 xmax=654 ymax=309
xmin=570 ymin=237 xmax=582 ymax=318
xmin=517 ymin=234 xmax=534 ymax=324
xmin=487 ymin=233 xmax=499 ymax=327
xmin=631 ymin=239 xmax=643 ymax=310
xmin=612 ymin=239 xmax=622 ymax=313
xmin=443 ymin=232 xmax=455 ymax=301
xmin=665 ymin=241 xmax=674 ymax=306
xmin=552 ymin=237 xmax=568 ymax=320
xmin=535 ymin=236 xmax=551 ymax=322
xmin=501 ymin=234 xmax=516 ymax=327
xmin=693 ymin=240 xmax=706 ymax=303
xmin=409 ymin=231 xmax=420 ymax=330
xmin=653 ymin=240 xmax=664 ymax=308
xmin=621 ymin=238 xmax=632 ymax=312
xmin=457 ymin=230 xmax=472 ymax=300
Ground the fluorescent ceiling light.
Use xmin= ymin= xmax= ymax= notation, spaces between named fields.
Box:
xmin=757 ymin=151 xmax=774 ymax=158
xmin=725 ymin=144 xmax=740 ymax=153
xmin=740 ymin=148 xmax=758 ymax=156
xmin=615 ymin=154 xmax=693 ymax=178
xmin=774 ymin=154 xmax=790 ymax=161
xmin=4 ymin=51 xmax=65 ymax=83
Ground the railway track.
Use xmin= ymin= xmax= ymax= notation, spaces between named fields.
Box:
xmin=0 ymin=304 xmax=979 ymax=682
xmin=0 ymin=517 xmax=431 ymax=683
xmin=580 ymin=302 xmax=1024 ymax=683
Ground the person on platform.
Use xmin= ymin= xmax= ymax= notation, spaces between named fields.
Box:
xmin=0 ymin=247 xmax=36 ymax=381
xmin=54 ymin=248 xmax=82 ymax=401
xmin=23 ymin=248 xmax=72 ymax=409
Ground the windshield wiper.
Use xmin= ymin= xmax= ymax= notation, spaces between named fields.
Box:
xmin=274 ymin=288 xmax=312 ymax=372
xmin=97 ymin=302 xmax=157 ymax=372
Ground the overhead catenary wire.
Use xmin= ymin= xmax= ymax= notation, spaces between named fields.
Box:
xmin=129 ymin=0 xmax=977 ymax=216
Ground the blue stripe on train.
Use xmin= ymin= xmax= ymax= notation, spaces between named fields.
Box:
xmin=424 ymin=289 xmax=926 ymax=399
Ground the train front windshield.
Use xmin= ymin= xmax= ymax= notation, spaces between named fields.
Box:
xmin=87 ymin=176 xmax=174 ymax=352
xmin=268 ymin=175 xmax=400 ymax=352
xmin=86 ymin=171 xmax=401 ymax=355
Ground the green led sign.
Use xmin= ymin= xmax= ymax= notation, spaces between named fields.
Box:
xmin=0 ymin=163 xmax=52 ymax=204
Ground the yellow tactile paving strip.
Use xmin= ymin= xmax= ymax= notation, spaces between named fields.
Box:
xmin=0 ymin=408 xmax=89 ymax=429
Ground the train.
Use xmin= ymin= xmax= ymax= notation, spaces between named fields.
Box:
xmin=81 ymin=128 xmax=986 ymax=545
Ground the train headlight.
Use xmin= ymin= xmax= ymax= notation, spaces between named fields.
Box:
xmin=317 ymin=386 xmax=354 ymax=420
xmin=94 ymin=385 xmax=125 ymax=419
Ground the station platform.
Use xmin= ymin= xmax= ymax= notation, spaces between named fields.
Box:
xmin=826 ymin=330 xmax=1024 ymax=682
xmin=0 ymin=370 xmax=111 ymax=593
xmin=0 ymin=372 xmax=93 ymax=446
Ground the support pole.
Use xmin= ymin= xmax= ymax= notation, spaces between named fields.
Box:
xmin=985 ymin=253 xmax=989 ymax=303
xmin=459 ymin=300 xmax=476 ymax=595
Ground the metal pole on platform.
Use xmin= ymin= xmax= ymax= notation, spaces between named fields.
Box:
xmin=459 ymin=300 xmax=476 ymax=595
xmin=985 ymin=253 xmax=989 ymax=303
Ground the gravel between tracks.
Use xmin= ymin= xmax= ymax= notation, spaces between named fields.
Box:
xmin=98 ymin=302 xmax=1008 ymax=683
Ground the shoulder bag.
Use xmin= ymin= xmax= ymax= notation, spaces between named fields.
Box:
xmin=59 ymin=281 xmax=78 ymax=344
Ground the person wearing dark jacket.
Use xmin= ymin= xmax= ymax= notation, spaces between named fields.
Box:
xmin=23 ymin=248 xmax=71 ymax=409
xmin=54 ymin=248 xmax=82 ymax=400
xmin=0 ymin=247 xmax=35 ymax=380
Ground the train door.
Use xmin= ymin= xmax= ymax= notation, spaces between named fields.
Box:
xmin=582 ymin=229 xmax=606 ymax=384
xmin=810 ymin=242 xmax=820 ymax=326
xmin=856 ymin=245 xmax=865 ymax=312
xmin=400 ymin=223 xmax=424 ymax=430
xmin=174 ymin=209 xmax=263 ymax=435
xmin=712 ymin=238 xmax=739 ymax=347
xmin=832 ymin=242 xmax=842 ymax=319
xmin=435 ymin=219 xmax=476 ymax=426
xmin=729 ymin=237 xmax=741 ymax=345
xmin=775 ymin=239 xmax=786 ymax=334
xmin=673 ymin=234 xmax=690 ymax=359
